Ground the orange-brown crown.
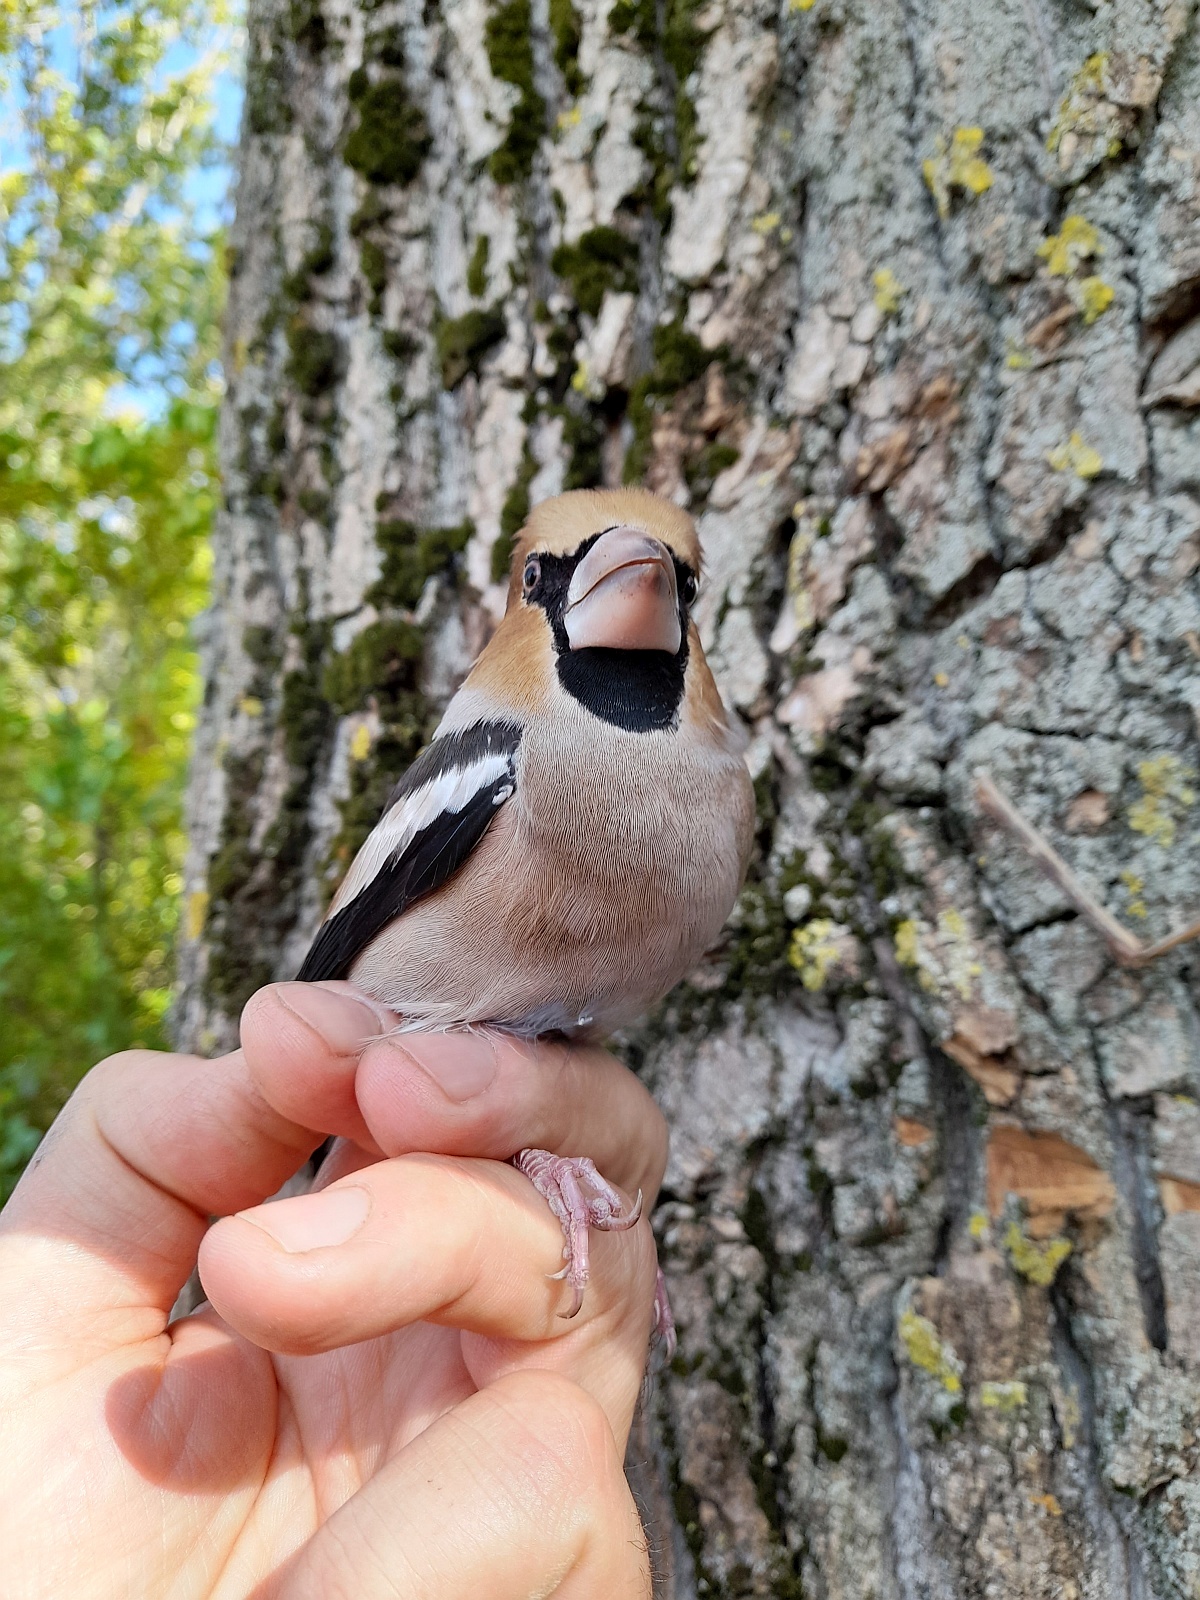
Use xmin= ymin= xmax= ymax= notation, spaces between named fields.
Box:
xmin=505 ymin=488 xmax=702 ymax=609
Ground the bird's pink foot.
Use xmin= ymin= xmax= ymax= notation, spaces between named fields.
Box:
xmin=652 ymin=1265 xmax=677 ymax=1362
xmin=513 ymin=1149 xmax=642 ymax=1319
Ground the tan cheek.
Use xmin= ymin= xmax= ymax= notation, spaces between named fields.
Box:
xmin=464 ymin=607 xmax=557 ymax=714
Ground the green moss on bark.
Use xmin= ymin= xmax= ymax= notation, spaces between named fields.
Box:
xmin=287 ymin=321 xmax=342 ymax=397
xmin=322 ymin=620 xmax=432 ymax=885
xmin=485 ymin=0 xmax=546 ymax=184
xmin=204 ymin=754 xmax=273 ymax=1006
xmin=322 ymin=619 xmax=424 ymax=716
xmin=436 ymin=308 xmax=506 ymax=387
xmin=492 ymin=447 xmax=538 ymax=580
xmin=609 ymin=0 xmax=707 ymax=188
xmin=204 ymin=619 xmax=336 ymax=1014
xmin=623 ymin=319 xmax=712 ymax=481
xmin=550 ymin=225 xmax=638 ymax=317
xmin=242 ymin=625 xmax=282 ymax=675
xmin=364 ymin=21 xmax=407 ymax=67
xmin=467 ymin=235 xmax=491 ymax=299
xmin=684 ymin=439 xmax=738 ymax=499
xmin=297 ymin=488 xmax=330 ymax=522
xmin=650 ymin=319 xmax=710 ymax=388
xmin=282 ymin=223 xmax=336 ymax=303
xmin=367 ymin=519 xmax=473 ymax=609
xmin=288 ymin=0 xmax=327 ymax=52
xmin=245 ymin=25 xmax=294 ymax=135
xmin=549 ymin=0 xmax=583 ymax=95
xmin=382 ymin=327 xmax=418 ymax=363
xmin=359 ymin=237 xmax=387 ymax=314
xmin=344 ymin=76 xmax=431 ymax=186
xmin=350 ymin=189 xmax=391 ymax=236
xmin=563 ymin=407 xmax=605 ymax=489
xmin=209 ymin=594 xmax=436 ymax=981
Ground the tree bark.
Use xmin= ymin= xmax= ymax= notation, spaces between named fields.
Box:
xmin=178 ymin=0 xmax=1200 ymax=1589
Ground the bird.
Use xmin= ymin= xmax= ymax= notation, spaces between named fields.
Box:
xmin=297 ymin=487 xmax=756 ymax=1339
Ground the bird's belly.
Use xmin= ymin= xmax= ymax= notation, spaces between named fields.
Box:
xmin=347 ymin=762 xmax=749 ymax=1034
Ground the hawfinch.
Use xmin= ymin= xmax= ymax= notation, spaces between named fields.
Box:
xmin=299 ymin=487 xmax=755 ymax=1325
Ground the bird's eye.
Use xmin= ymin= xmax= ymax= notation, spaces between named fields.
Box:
xmin=680 ymin=570 xmax=698 ymax=605
xmin=522 ymin=556 xmax=541 ymax=598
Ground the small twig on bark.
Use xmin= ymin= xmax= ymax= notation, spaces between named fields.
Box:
xmin=974 ymin=772 xmax=1200 ymax=969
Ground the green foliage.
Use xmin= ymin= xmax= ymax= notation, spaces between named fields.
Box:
xmin=0 ymin=0 xmax=229 ymax=1193
xmin=485 ymin=0 xmax=545 ymax=184
xmin=551 ymin=225 xmax=639 ymax=317
xmin=436 ymin=307 xmax=507 ymax=387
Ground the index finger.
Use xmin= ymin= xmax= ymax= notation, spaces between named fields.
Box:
xmin=241 ymin=983 xmax=669 ymax=1205
xmin=0 ymin=986 xmax=398 ymax=1334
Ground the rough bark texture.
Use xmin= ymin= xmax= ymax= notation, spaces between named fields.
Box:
xmin=179 ymin=0 xmax=1200 ymax=1589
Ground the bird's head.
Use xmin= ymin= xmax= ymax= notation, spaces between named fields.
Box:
xmin=500 ymin=488 xmax=705 ymax=732
xmin=508 ymin=487 xmax=700 ymax=656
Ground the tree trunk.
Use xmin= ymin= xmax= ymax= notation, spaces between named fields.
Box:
xmin=178 ymin=0 xmax=1200 ymax=1588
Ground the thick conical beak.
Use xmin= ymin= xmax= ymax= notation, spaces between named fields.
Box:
xmin=563 ymin=527 xmax=682 ymax=653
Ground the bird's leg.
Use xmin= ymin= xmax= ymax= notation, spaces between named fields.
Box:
xmin=975 ymin=772 xmax=1200 ymax=969
xmin=513 ymin=1149 xmax=643 ymax=1320
xmin=652 ymin=1265 xmax=677 ymax=1362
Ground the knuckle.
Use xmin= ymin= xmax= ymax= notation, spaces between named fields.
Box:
xmin=78 ymin=1049 xmax=160 ymax=1101
xmin=238 ymin=982 xmax=287 ymax=1043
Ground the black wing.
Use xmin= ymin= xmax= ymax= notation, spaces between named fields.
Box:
xmin=296 ymin=719 xmax=522 ymax=982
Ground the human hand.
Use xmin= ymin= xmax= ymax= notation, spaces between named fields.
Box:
xmin=0 ymin=981 xmax=665 ymax=1597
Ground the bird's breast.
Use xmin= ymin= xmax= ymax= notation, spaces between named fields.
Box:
xmin=495 ymin=704 xmax=752 ymax=994
xmin=348 ymin=692 xmax=754 ymax=1031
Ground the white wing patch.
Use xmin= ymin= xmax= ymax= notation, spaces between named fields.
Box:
xmin=330 ymin=752 xmax=514 ymax=916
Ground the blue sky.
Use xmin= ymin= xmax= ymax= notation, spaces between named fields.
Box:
xmin=2 ymin=7 xmax=245 ymax=415
xmin=2 ymin=11 xmax=244 ymax=197
xmin=165 ymin=35 xmax=245 ymax=232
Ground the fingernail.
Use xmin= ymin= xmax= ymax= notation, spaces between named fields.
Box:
xmin=275 ymin=983 xmax=388 ymax=1055
xmin=395 ymin=1032 xmax=499 ymax=1102
xmin=238 ymin=1185 xmax=371 ymax=1253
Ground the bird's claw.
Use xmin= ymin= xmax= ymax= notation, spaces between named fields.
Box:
xmin=652 ymin=1264 xmax=677 ymax=1362
xmin=514 ymin=1149 xmax=642 ymax=1319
